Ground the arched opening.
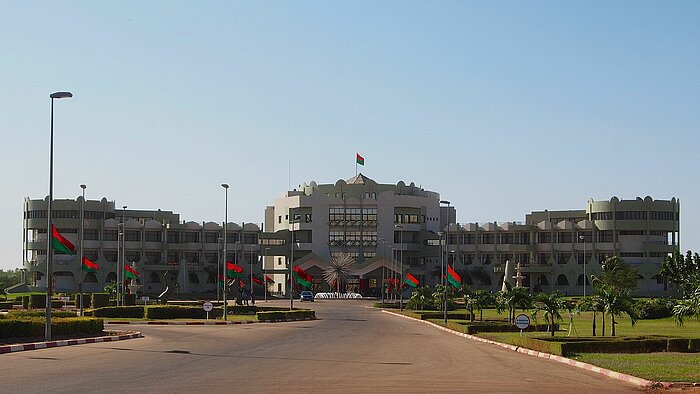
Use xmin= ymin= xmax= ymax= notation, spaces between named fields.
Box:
xmin=206 ymin=273 xmax=216 ymax=284
xmin=84 ymin=272 xmax=98 ymax=283
xmin=537 ymin=275 xmax=549 ymax=286
xmin=481 ymin=275 xmax=492 ymax=286
xmin=463 ymin=273 xmax=473 ymax=285
xmin=105 ymin=272 xmax=117 ymax=284
xmin=576 ymin=274 xmax=590 ymax=286
xmin=149 ymin=272 xmax=161 ymax=284
xmin=188 ymin=273 xmax=200 ymax=284
xmin=556 ymin=274 xmax=569 ymax=286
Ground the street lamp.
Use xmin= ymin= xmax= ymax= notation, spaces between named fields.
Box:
xmin=580 ymin=234 xmax=586 ymax=297
xmin=78 ymin=184 xmax=86 ymax=316
xmin=221 ymin=183 xmax=229 ymax=320
xmin=45 ymin=91 xmax=72 ymax=341
xmin=217 ymin=237 xmax=223 ymax=302
xmin=264 ymin=247 xmax=270 ymax=302
xmin=395 ymin=225 xmax=403 ymax=311
xmin=440 ymin=200 xmax=451 ymax=323
xmin=118 ymin=206 xmax=127 ymax=306
xmin=290 ymin=209 xmax=295 ymax=311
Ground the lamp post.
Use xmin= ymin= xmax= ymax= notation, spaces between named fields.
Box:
xmin=580 ymin=234 xmax=586 ymax=297
xmin=79 ymin=184 xmax=86 ymax=316
xmin=45 ymin=91 xmax=72 ymax=341
xmin=118 ymin=206 xmax=126 ymax=306
xmin=289 ymin=209 xmax=295 ymax=311
xmin=395 ymin=225 xmax=403 ymax=311
xmin=264 ymin=247 xmax=270 ymax=302
xmin=440 ymin=200 xmax=451 ymax=323
xmin=378 ymin=238 xmax=386 ymax=304
xmin=217 ymin=237 xmax=223 ymax=302
xmin=221 ymin=184 xmax=229 ymax=320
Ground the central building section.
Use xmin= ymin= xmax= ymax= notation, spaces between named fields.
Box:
xmin=265 ymin=173 xmax=448 ymax=295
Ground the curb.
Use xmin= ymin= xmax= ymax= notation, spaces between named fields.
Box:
xmin=383 ymin=310 xmax=663 ymax=389
xmin=0 ymin=332 xmax=143 ymax=355
xmin=105 ymin=318 xmax=315 ymax=325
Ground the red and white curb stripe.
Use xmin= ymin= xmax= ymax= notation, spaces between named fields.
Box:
xmin=383 ymin=310 xmax=662 ymax=389
xmin=105 ymin=320 xmax=259 ymax=325
xmin=0 ymin=332 xmax=143 ymax=355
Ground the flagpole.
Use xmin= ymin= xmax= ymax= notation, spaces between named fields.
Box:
xmin=289 ymin=208 xmax=294 ymax=311
xmin=79 ymin=185 xmax=86 ymax=316
xmin=221 ymin=183 xmax=229 ymax=321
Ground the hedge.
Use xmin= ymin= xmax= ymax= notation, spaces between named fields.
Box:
xmin=5 ymin=310 xmax=76 ymax=319
xmin=0 ymin=317 xmax=103 ymax=339
xmin=635 ymin=298 xmax=674 ymax=319
xmin=256 ymin=310 xmax=315 ymax=321
xmin=92 ymin=306 xmax=145 ymax=318
xmin=510 ymin=336 xmax=700 ymax=356
xmin=145 ymin=306 xmax=223 ymax=320
xmin=92 ymin=293 xmax=110 ymax=308
xmin=74 ymin=294 xmax=92 ymax=308
xmin=0 ymin=302 xmax=14 ymax=309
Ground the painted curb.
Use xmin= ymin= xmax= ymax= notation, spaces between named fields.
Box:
xmin=382 ymin=310 xmax=664 ymax=389
xmin=0 ymin=332 xmax=143 ymax=355
xmin=105 ymin=318 xmax=316 ymax=325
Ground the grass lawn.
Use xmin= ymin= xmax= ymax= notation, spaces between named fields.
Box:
xmin=572 ymin=353 xmax=700 ymax=382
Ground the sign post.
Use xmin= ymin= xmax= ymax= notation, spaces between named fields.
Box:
xmin=514 ymin=313 xmax=530 ymax=337
xmin=203 ymin=301 xmax=213 ymax=320
xmin=140 ymin=295 xmax=149 ymax=308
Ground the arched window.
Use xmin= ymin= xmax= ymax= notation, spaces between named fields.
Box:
xmin=84 ymin=272 xmax=98 ymax=283
xmin=188 ymin=273 xmax=200 ymax=284
xmin=556 ymin=274 xmax=569 ymax=286
xmin=576 ymin=274 xmax=589 ymax=286
xmin=537 ymin=275 xmax=549 ymax=286
xmin=105 ymin=272 xmax=117 ymax=284
xmin=149 ymin=272 xmax=161 ymax=284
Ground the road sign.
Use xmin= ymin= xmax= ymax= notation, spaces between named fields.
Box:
xmin=140 ymin=296 xmax=150 ymax=301
xmin=60 ymin=297 xmax=70 ymax=303
xmin=203 ymin=302 xmax=213 ymax=312
xmin=515 ymin=314 xmax=530 ymax=330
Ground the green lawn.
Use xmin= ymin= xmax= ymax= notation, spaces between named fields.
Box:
xmin=572 ymin=353 xmax=700 ymax=382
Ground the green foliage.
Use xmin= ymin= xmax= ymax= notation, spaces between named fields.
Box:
xmin=432 ymin=285 xmax=458 ymax=311
xmin=635 ymin=298 xmax=674 ymax=319
xmin=0 ymin=268 xmax=23 ymax=293
xmin=591 ymin=256 xmax=639 ymax=294
xmin=6 ymin=310 xmax=76 ymax=318
xmin=144 ymin=305 xmax=223 ymax=319
xmin=407 ymin=286 xmax=435 ymax=310
xmin=496 ymin=285 xmax=532 ymax=323
xmin=74 ymin=294 xmax=92 ymax=308
xmin=256 ymin=309 xmax=315 ymax=321
xmin=660 ymin=250 xmax=700 ymax=297
xmin=597 ymin=285 xmax=639 ymax=336
xmin=531 ymin=292 xmax=570 ymax=336
xmin=92 ymin=293 xmax=110 ymax=308
xmin=0 ymin=317 xmax=103 ymax=339
xmin=673 ymin=285 xmax=700 ymax=326
xmin=29 ymin=294 xmax=46 ymax=309
xmin=92 ymin=306 xmax=145 ymax=318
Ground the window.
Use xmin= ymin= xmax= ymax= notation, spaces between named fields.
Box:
xmin=185 ymin=252 xmax=199 ymax=262
xmin=204 ymin=232 xmax=219 ymax=243
xmin=278 ymin=216 xmax=282 ymax=224
xmin=167 ymin=232 xmax=179 ymax=243
xmin=619 ymin=230 xmax=645 ymax=236
xmin=167 ymin=252 xmax=178 ymax=264
xmin=103 ymin=250 xmax=117 ymax=262
xmin=556 ymin=274 xmax=569 ymax=285
xmin=362 ymin=208 xmax=377 ymax=221
xmin=125 ymin=251 xmax=140 ymax=262
xmin=557 ymin=233 xmax=572 ymax=243
xmin=261 ymin=238 xmax=285 ymax=245
xmin=597 ymin=231 xmax=613 ymax=243
xmin=620 ymin=252 xmax=644 ymax=258
xmin=305 ymin=214 xmax=312 ymax=223
xmin=591 ymin=212 xmax=613 ymax=220
xmin=146 ymin=252 xmax=161 ymax=264
xmin=649 ymin=211 xmax=675 ymax=220
xmin=145 ymin=231 xmax=162 ymax=242
xmin=557 ymin=253 xmax=570 ymax=264
xmin=83 ymin=250 xmax=98 ymax=261
xmin=244 ymin=233 xmax=258 ymax=244
xmin=615 ymin=211 xmax=647 ymax=220
xmin=481 ymin=234 xmax=494 ymax=244
xmin=104 ymin=230 xmax=118 ymax=241
xmin=537 ymin=232 xmax=551 ymax=243
xmin=84 ymin=229 xmax=99 ymax=241
xmin=500 ymin=233 xmax=513 ymax=244
xmin=125 ymin=230 xmax=141 ymax=242
xmin=184 ymin=232 xmax=199 ymax=243
xmin=204 ymin=253 xmax=218 ymax=263
xmin=277 ymin=257 xmax=282 ymax=266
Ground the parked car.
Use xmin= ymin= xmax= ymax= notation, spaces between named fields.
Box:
xmin=300 ymin=290 xmax=314 ymax=302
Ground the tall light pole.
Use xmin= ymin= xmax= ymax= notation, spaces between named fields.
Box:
xmin=45 ymin=91 xmax=72 ymax=341
xmin=580 ymin=234 xmax=586 ymax=297
xmin=440 ymin=200 xmax=451 ymax=323
xmin=378 ymin=238 xmax=386 ymax=304
xmin=217 ymin=237 xmax=223 ymax=302
xmin=118 ymin=206 xmax=126 ymax=306
xmin=395 ymin=225 xmax=403 ymax=311
xmin=264 ymin=247 xmax=270 ymax=302
xmin=221 ymin=184 xmax=229 ymax=320
xmin=79 ymin=184 xmax=86 ymax=316
xmin=290 ymin=208 xmax=295 ymax=311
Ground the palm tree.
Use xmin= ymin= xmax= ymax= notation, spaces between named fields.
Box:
xmin=597 ymin=285 xmax=639 ymax=336
xmin=673 ymin=285 xmax=700 ymax=326
xmin=322 ymin=253 xmax=355 ymax=293
xmin=577 ymin=295 xmax=604 ymax=336
xmin=473 ymin=290 xmax=495 ymax=321
xmin=531 ymin=292 xmax=569 ymax=336
xmin=591 ymin=256 xmax=639 ymax=294
xmin=497 ymin=285 xmax=532 ymax=323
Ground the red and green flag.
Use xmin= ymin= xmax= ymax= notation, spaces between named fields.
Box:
xmin=265 ymin=275 xmax=275 ymax=284
xmin=447 ymin=264 xmax=461 ymax=289
xmin=356 ymin=153 xmax=364 ymax=166
xmin=293 ymin=266 xmax=312 ymax=288
xmin=81 ymin=257 xmax=99 ymax=273
xmin=226 ymin=262 xmax=244 ymax=278
xmin=251 ymin=276 xmax=263 ymax=287
xmin=51 ymin=224 xmax=75 ymax=254
xmin=404 ymin=273 xmax=420 ymax=288
xmin=125 ymin=263 xmax=139 ymax=280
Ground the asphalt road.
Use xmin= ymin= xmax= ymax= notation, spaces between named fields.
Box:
xmin=2 ymin=300 xmax=642 ymax=393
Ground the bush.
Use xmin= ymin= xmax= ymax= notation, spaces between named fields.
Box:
xmin=0 ymin=317 xmax=103 ymax=339
xmin=145 ymin=306 xmax=223 ymax=320
xmin=635 ymin=298 xmax=674 ymax=319
xmin=256 ymin=309 xmax=315 ymax=321
xmin=29 ymin=294 xmax=46 ymax=309
xmin=74 ymin=294 xmax=92 ymax=308
xmin=7 ymin=310 xmax=76 ymax=319
xmin=92 ymin=306 xmax=145 ymax=318
xmin=689 ymin=339 xmax=700 ymax=352
xmin=123 ymin=294 xmax=136 ymax=306
xmin=22 ymin=296 xmax=29 ymax=309
xmin=0 ymin=302 xmax=13 ymax=309
xmin=92 ymin=293 xmax=110 ymax=309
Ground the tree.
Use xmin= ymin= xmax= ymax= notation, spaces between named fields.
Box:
xmin=531 ymin=292 xmax=569 ymax=336
xmin=0 ymin=268 xmax=23 ymax=295
xmin=660 ymin=250 xmax=700 ymax=298
xmin=407 ymin=285 xmax=434 ymax=311
xmin=597 ymin=285 xmax=639 ymax=336
xmin=591 ymin=256 xmax=639 ymax=294
xmin=432 ymin=284 xmax=457 ymax=311
xmin=673 ymin=285 xmax=700 ymax=326
xmin=496 ymin=285 xmax=532 ymax=323
xmin=322 ymin=253 xmax=355 ymax=293
xmin=472 ymin=290 xmax=495 ymax=321
xmin=577 ymin=295 xmax=604 ymax=336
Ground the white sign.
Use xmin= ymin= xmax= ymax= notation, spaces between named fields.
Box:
xmin=515 ymin=314 xmax=530 ymax=330
xmin=203 ymin=302 xmax=213 ymax=312
xmin=140 ymin=296 xmax=150 ymax=301
xmin=60 ymin=297 xmax=70 ymax=303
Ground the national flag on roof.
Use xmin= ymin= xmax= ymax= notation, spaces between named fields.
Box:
xmin=356 ymin=153 xmax=364 ymax=166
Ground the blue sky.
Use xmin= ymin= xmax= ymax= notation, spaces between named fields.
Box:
xmin=1 ymin=1 xmax=698 ymax=270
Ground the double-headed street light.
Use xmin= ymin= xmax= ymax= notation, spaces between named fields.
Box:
xmin=45 ymin=91 xmax=72 ymax=341
xmin=222 ymin=184 xmax=229 ymax=320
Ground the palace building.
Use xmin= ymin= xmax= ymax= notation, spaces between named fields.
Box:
xmin=22 ymin=174 xmax=680 ymax=297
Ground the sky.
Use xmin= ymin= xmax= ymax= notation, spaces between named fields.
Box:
xmin=1 ymin=1 xmax=698 ymax=270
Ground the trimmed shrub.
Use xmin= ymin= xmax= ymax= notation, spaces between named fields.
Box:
xmin=22 ymin=296 xmax=29 ymax=309
xmin=92 ymin=293 xmax=110 ymax=308
xmin=92 ymin=306 xmax=145 ymax=318
xmin=145 ymin=306 xmax=223 ymax=320
xmin=256 ymin=309 xmax=315 ymax=321
xmin=635 ymin=298 xmax=674 ymax=319
xmin=123 ymin=294 xmax=136 ymax=306
xmin=7 ymin=310 xmax=76 ymax=319
xmin=0 ymin=317 xmax=103 ymax=339
xmin=512 ymin=336 xmax=566 ymax=355
xmin=0 ymin=302 xmax=14 ymax=309
xmin=29 ymin=294 xmax=46 ymax=309
xmin=688 ymin=339 xmax=700 ymax=352
xmin=74 ymin=294 xmax=92 ymax=308
xmin=51 ymin=317 xmax=104 ymax=336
